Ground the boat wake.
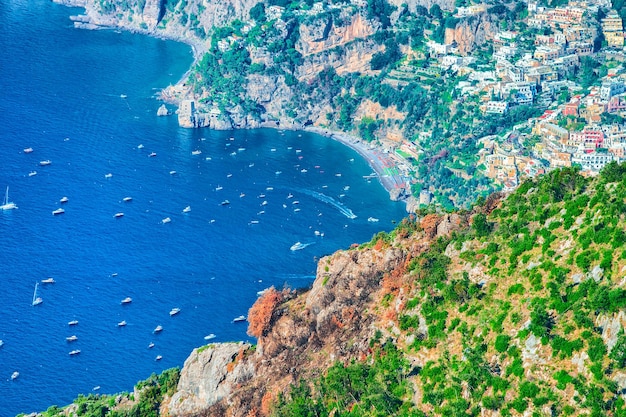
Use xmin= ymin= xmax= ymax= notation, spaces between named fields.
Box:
xmin=296 ymin=189 xmax=357 ymax=219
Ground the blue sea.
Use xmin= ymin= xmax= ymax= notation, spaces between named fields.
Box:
xmin=0 ymin=1 xmax=406 ymax=415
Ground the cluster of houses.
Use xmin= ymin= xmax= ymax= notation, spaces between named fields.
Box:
xmin=419 ymin=0 xmax=626 ymax=190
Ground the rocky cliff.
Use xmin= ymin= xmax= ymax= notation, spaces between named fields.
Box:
xmin=156 ymin=166 xmax=626 ymax=417
xmin=444 ymin=12 xmax=500 ymax=55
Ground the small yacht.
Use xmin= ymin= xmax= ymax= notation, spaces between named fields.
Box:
xmin=105 ymin=173 xmax=113 ymax=178
xmin=215 ymin=185 xmax=223 ymax=191
xmin=154 ymin=325 xmax=163 ymax=333
xmin=41 ymin=277 xmax=55 ymax=284
xmin=290 ymin=242 xmax=307 ymax=251
xmin=69 ymin=350 xmax=81 ymax=356
xmin=155 ymin=355 xmax=162 ymax=361
xmin=123 ymin=197 xmax=132 ymax=202
xmin=149 ymin=152 xmax=157 ymax=157
xmin=1 ymin=186 xmax=17 ymax=210
xmin=161 ymin=217 xmax=171 ymax=224
xmin=28 ymin=171 xmax=37 ymax=177
xmin=220 ymin=200 xmax=230 ymax=206
xmin=301 ymin=169 xmax=308 ymax=173
xmin=169 ymin=307 xmax=181 ymax=316
xmin=60 ymin=196 xmax=69 ymax=203
xmin=52 ymin=208 xmax=65 ymax=215
xmin=121 ymin=297 xmax=132 ymax=304
xmin=367 ymin=217 xmax=379 ymax=223
xmin=68 ymin=320 xmax=79 ymax=326
xmin=117 ymin=320 xmax=127 ymax=327
xmin=233 ymin=315 xmax=247 ymax=323
xmin=66 ymin=335 xmax=78 ymax=342
xmin=169 ymin=170 xmax=176 ymax=175
xmin=275 ymin=171 xmax=282 ymax=175
xmin=148 ymin=342 xmax=155 ymax=349
xmin=24 ymin=147 xmax=33 ymax=153
xmin=240 ymin=193 xmax=246 ymax=198
xmin=39 ymin=160 xmax=51 ymax=166
xmin=114 ymin=213 xmax=124 ymax=218
xmin=204 ymin=334 xmax=216 ymax=340
xmin=182 ymin=206 xmax=191 ymax=213
xmin=192 ymin=150 xmax=202 ymax=155
xmin=11 ymin=372 xmax=19 ymax=380
xmin=137 ymin=144 xmax=144 ymax=149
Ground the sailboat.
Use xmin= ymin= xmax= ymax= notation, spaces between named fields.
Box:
xmin=32 ymin=282 xmax=43 ymax=306
xmin=0 ymin=187 xmax=17 ymax=210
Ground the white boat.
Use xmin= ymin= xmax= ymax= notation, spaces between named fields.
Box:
xmin=24 ymin=147 xmax=33 ymax=153
xmin=40 ymin=160 xmax=51 ymax=166
xmin=155 ymin=355 xmax=162 ymax=361
xmin=161 ymin=217 xmax=171 ymax=224
xmin=68 ymin=320 xmax=79 ymax=326
xmin=137 ymin=144 xmax=144 ymax=149
xmin=275 ymin=171 xmax=282 ymax=174
xmin=238 ymin=147 xmax=246 ymax=151
xmin=233 ymin=315 xmax=247 ymax=323
xmin=290 ymin=242 xmax=308 ymax=251
xmin=0 ymin=340 xmax=3 ymax=348
xmin=52 ymin=208 xmax=65 ymax=215
xmin=11 ymin=372 xmax=19 ymax=380
xmin=104 ymin=173 xmax=112 ymax=178
xmin=182 ymin=206 xmax=191 ymax=213
xmin=271 ymin=148 xmax=277 ymax=152
xmin=220 ymin=200 xmax=230 ymax=206
xmin=120 ymin=94 xmax=127 ymax=98
xmin=169 ymin=170 xmax=176 ymax=175
xmin=149 ymin=152 xmax=157 ymax=157
xmin=66 ymin=335 xmax=78 ymax=342
xmin=93 ymin=386 xmax=101 ymax=391
xmin=32 ymin=282 xmax=43 ymax=306
xmin=169 ymin=307 xmax=181 ymax=316
xmin=204 ymin=334 xmax=216 ymax=340
xmin=60 ymin=196 xmax=69 ymax=203
xmin=114 ymin=212 xmax=124 ymax=218
xmin=301 ymin=169 xmax=307 ymax=173
xmin=154 ymin=325 xmax=163 ymax=333
xmin=1 ymin=187 xmax=17 ymax=210
xmin=367 ymin=217 xmax=379 ymax=223
xmin=28 ymin=171 xmax=37 ymax=177
xmin=215 ymin=185 xmax=223 ymax=191
xmin=121 ymin=297 xmax=132 ymax=304
xmin=123 ymin=197 xmax=132 ymax=202
xmin=69 ymin=349 xmax=81 ymax=356
xmin=148 ymin=342 xmax=155 ymax=349
xmin=41 ymin=277 xmax=55 ymax=284
xmin=118 ymin=320 xmax=127 ymax=327
xmin=192 ymin=150 xmax=202 ymax=155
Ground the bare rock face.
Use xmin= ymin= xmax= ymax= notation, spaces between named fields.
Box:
xmin=166 ymin=343 xmax=254 ymax=416
xmin=444 ymin=13 xmax=499 ymax=55
xmin=142 ymin=0 xmax=162 ymax=29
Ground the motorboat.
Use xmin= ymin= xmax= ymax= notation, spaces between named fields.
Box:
xmin=28 ymin=171 xmax=37 ymax=177
xmin=155 ymin=355 xmax=162 ymax=361
xmin=182 ymin=206 xmax=191 ymax=213
xmin=60 ymin=196 xmax=69 ymax=203
xmin=220 ymin=200 xmax=230 ymax=206
xmin=169 ymin=170 xmax=176 ymax=175
xmin=169 ymin=307 xmax=181 ymax=316
xmin=114 ymin=212 xmax=124 ymax=218
xmin=290 ymin=242 xmax=307 ymax=251
xmin=69 ymin=350 xmax=81 ymax=356
xmin=148 ymin=342 xmax=155 ymax=349
xmin=149 ymin=152 xmax=157 ymax=157
xmin=117 ymin=320 xmax=127 ymax=327
xmin=52 ymin=208 xmax=65 ymax=215
xmin=192 ymin=150 xmax=202 ymax=155
xmin=66 ymin=335 xmax=78 ymax=342
xmin=24 ymin=147 xmax=33 ymax=153
xmin=204 ymin=334 xmax=216 ymax=340
xmin=301 ymin=169 xmax=307 ymax=173
xmin=137 ymin=144 xmax=144 ymax=149
xmin=154 ymin=325 xmax=163 ymax=333
xmin=68 ymin=320 xmax=79 ymax=326
xmin=11 ymin=372 xmax=19 ymax=380
xmin=161 ymin=217 xmax=171 ymax=224
xmin=39 ymin=160 xmax=51 ymax=166
xmin=121 ymin=297 xmax=132 ymax=304
xmin=123 ymin=197 xmax=132 ymax=202
xmin=41 ymin=277 xmax=55 ymax=284
xmin=215 ymin=185 xmax=223 ymax=191
xmin=0 ymin=340 xmax=3 ymax=348
xmin=233 ymin=315 xmax=247 ymax=323
xmin=368 ymin=217 xmax=379 ymax=222
xmin=104 ymin=173 xmax=112 ymax=178
xmin=1 ymin=187 xmax=17 ymax=210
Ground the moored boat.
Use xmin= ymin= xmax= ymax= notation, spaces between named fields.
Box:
xmin=233 ymin=315 xmax=247 ymax=323
xmin=204 ymin=334 xmax=216 ymax=340
xmin=123 ymin=197 xmax=132 ymax=202
xmin=66 ymin=335 xmax=78 ymax=342
xmin=24 ymin=147 xmax=33 ymax=153
xmin=69 ymin=349 xmax=81 ymax=356
xmin=60 ymin=196 xmax=69 ymax=203
xmin=52 ymin=208 xmax=65 ymax=215
xmin=182 ymin=206 xmax=191 ymax=213
xmin=41 ymin=277 xmax=55 ymax=284
xmin=169 ymin=307 xmax=181 ymax=316
xmin=11 ymin=371 xmax=19 ymax=380
xmin=1 ymin=187 xmax=17 ymax=210
xmin=68 ymin=320 xmax=79 ymax=326
xmin=161 ymin=217 xmax=171 ymax=224
xmin=114 ymin=212 xmax=124 ymax=218
xmin=154 ymin=325 xmax=163 ymax=333
xmin=117 ymin=320 xmax=127 ymax=327
xmin=121 ymin=297 xmax=132 ymax=304
xmin=39 ymin=160 xmax=51 ymax=166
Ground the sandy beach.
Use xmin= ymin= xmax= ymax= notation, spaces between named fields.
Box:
xmin=304 ymin=126 xmax=410 ymax=197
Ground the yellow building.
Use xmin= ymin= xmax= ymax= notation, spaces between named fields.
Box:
xmin=602 ymin=10 xmax=624 ymax=47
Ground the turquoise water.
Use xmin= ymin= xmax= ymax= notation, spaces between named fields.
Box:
xmin=0 ymin=1 xmax=406 ymax=415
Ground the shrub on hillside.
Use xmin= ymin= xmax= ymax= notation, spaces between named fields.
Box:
xmin=248 ymin=287 xmax=284 ymax=338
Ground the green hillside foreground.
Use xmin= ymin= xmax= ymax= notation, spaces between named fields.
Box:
xmin=31 ymin=162 xmax=626 ymax=416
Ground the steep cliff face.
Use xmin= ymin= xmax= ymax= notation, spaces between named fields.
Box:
xmin=444 ymin=13 xmax=500 ymax=55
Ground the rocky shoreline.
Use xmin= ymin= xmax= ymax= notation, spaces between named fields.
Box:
xmin=52 ymin=0 xmax=416 ymax=211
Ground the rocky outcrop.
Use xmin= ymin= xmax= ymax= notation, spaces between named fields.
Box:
xmin=165 ymin=343 xmax=254 ymax=416
xmin=444 ymin=13 xmax=500 ymax=55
